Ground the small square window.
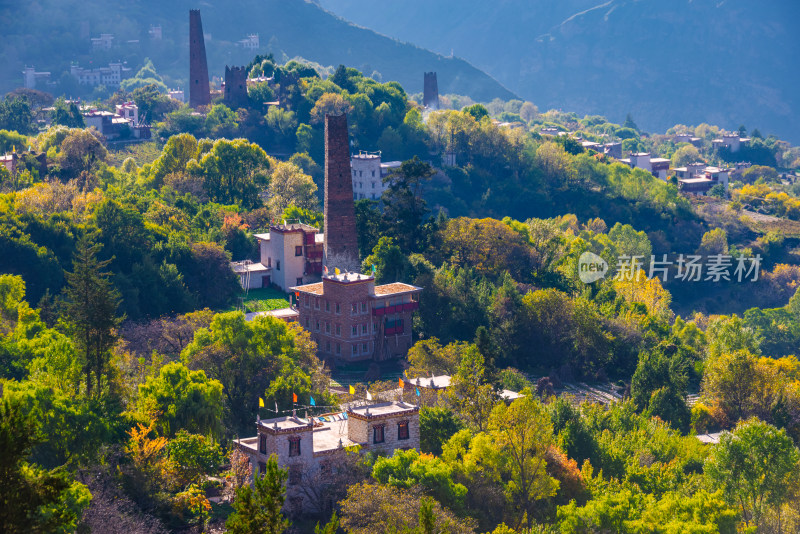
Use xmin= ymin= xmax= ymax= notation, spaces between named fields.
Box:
xmin=352 ymin=344 xmax=357 ymax=355
xmin=362 ymin=324 xmax=367 ymax=334
xmin=336 ymin=324 xmax=341 ymax=336
xmin=296 ymin=277 xmax=303 ymax=286
xmin=352 ymin=325 xmax=357 ymax=337
xmin=373 ymin=425 xmax=385 ymax=444
xmin=325 ymin=301 xmax=330 ymax=312
xmin=289 ymin=437 xmax=301 ymax=457
xmin=295 ymin=246 xmax=303 ymax=256
xmin=362 ymin=343 xmax=368 ymax=352
xmin=276 ymin=260 xmax=281 ymax=271
xmin=361 ymin=302 xmax=367 ymax=313
xmin=259 ymin=435 xmax=267 ymax=454
xmin=335 ymin=303 xmax=341 ymax=314
xmin=398 ymin=421 xmax=409 ymax=440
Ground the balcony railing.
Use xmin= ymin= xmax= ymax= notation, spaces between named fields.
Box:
xmin=373 ymin=301 xmax=418 ymax=315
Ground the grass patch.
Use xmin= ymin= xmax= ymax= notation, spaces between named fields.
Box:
xmin=229 ymin=287 xmax=291 ymax=313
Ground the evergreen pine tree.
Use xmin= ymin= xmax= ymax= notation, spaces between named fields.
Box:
xmin=61 ymin=236 xmax=121 ymax=398
xmin=226 ymin=454 xmax=289 ymax=534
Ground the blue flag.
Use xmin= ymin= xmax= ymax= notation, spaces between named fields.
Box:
xmin=415 ymin=388 xmax=421 ymax=397
xmin=310 ymin=395 xmax=316 ymax=406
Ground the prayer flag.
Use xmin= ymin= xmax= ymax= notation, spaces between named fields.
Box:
xmin=275 ymin=401 xmax=278 ymax=413
xmin=371 ymin=264 xmax=376 ymax=274
xmin=335 ymin=267 xmax=341 ymax=275
xmin=324 ymin=265 xmax=329 ymax=274
xmin=259 ymin=397 xmax=265 ymax=408
xmin=310 ymin=395 xmax=316 ymax=406
xmin=399 ymin=378 xmax=405 ymax=388
xmin=349 ymin=384 xmax=355 ymax=395
xmin=416 ymin=387 xmax=421 ymax=397
xmin=292 ymin=392 xmax=298 ymax=403
xmin=366 ymin=391 xmax=373 ymax=401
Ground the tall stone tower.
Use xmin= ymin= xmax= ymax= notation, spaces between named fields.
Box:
xmin=323 ymin=114 xmax=360 ymax=273
xmin=189 ymin=10 xmax=211 ymax=108
xmin=224 ymin=66 xmax=248 ymax=109
xmin=423 ymin=72 xmax=439 ymax=110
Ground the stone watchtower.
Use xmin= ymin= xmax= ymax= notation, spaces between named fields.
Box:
xmin=323 ymin=114 xmax=360 ymax=273
xmin=423 ymin=72 xmax=439 ymax=110
xmin=189 ymin=10 xmax=211 ymax=108
xmin=224 ymin=66 xmax=249 ymax=109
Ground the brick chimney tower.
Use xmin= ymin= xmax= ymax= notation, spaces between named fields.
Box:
xmin=189 ymin=10 xmax=211 ymax=108
xmin=423 ymin=72 xmax=439 ymax=110
xmin=323 ymin=113 xmax=360 ymax=273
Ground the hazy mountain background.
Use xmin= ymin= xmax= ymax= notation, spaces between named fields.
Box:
xmin=0 ymin=0 xmax=514 ymax=102
xmin=318 ymin=0 xmax=800 ymax=143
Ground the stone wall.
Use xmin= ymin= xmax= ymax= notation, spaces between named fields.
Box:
xmin=323 ymin=114 xmax=360 ymax=273
xmin=224 ymin=65 xmax=249 ymax=109
xmin=189 ymin=10 xmax=211 ymax=108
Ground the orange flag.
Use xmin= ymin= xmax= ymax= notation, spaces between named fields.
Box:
xmin=399 ymin=378 xmax=405 ymax=388
xmin=292 ymin=392 xmax=298 ymax=403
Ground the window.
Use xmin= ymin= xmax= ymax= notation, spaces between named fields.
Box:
xmin=289 ymin=464 xmax=302 ymax=484
xmin=397 ymin=421 xmax=410 ymax=440
xmin=315 ymin=299 xmax=320 ymax=310
xmin=352 ymin=344 xmax=358 ymax=355
xmin=353 ymin=193 xmax=358 ymax=200
xmin=372 ymin=182 xmax=376 ymax=189
xmin=362 ymin=324 xmax=367 ymax=334
xmin=259 ymin=462 xmax=267 ymax=474
xmin=371 ymin=170 xmax=375 ymax=177
xmin=267 ymin=257 xmax=272 ymax=267
xmin=326 ymin=340 xmax=331 ymax=351
xmin=352 ymin=325 xmax=357 ymax=337
xmin=295 ymin=246 xmax=303 ymax=256
xmin=325 ymin=322 xmax=330 ymax=334
xmin=259 ymin=435 xmax=267 ymax=454
xmin=361 ymin=302 xmax=367 ymax=313
xmin=288 ymin=437 xmax=301 ymax=457
xmin=373 ymin=425 xmax=385 ymax=444
xmin=305 ymin=318 xmax=309 ymax=328
xmin=335 ymin=303 xmax=341 ymax=314
xmin=336 ymin=343 xmax=341 ymax=355
xmin=351 ymin=303 xmax=358 ymax=314
xmin=373 ymin=322 xmax=378 ymax=332
xmin=276 ymin=260 xmax=281 ymax=271
xmin=325 ymin=300 xmax=330 ymax=312
xmin=336 ymin=324 xmax=341 ymax=336
xmin=296 ymin=277 xmax=303 ymax=286
xmin=362 ymin=343 xmax=368 ymax=353
xmin=359 ymin=171 xmax=362 ymax=177
xmin=315 ymin=321 xmax=320 ymax=332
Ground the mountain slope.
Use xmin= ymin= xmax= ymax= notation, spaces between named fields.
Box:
xmin=318 ymin=0 xmax=800 ymax=143
xmin=0 ymin=0 xmax=515 ymax=102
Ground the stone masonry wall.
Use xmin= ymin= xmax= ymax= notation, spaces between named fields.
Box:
xmin=189 ymin=10 xmax=211 ymax=108
xmin=323 ymin=114 xmax=360 ymax=273
xmin=224 ymin=65 xmax=248 ymax=109
xmin=423 ymin=71 xmax=439 ymax=110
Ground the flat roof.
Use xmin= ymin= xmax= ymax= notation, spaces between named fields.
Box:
xmin=258 ymin=415 xmax=312 ymax=432
xmin=410 ymin=375 xmax=451 ymax=389
xmin=348 ymin=401 xmax=417 ymax=418
xmin=373 ymin=282 xmax=422 ymax=296
xmin=231 ymin=262 xmax=269 ymax=273
xmin=292 ymin=282 xmax=324 ymax=295
xmin=254 ymin=233 xmax=270 ymax=241
xmin=680 ymin=177 xmax=713 ymax=184
xmin=650 ymin=158 xmax=670 ymax=163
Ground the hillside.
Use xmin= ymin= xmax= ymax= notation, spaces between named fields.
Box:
xmin=318 ymin=0 xmax=800 ymax=144
xmin=0 ymin=0 xmax=515 ymax=102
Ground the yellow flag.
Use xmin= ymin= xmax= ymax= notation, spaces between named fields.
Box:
xmin=335 ymin=267 xmax=341 ymax=275
xmin=349 ymin=384 xmax=355 ymax=394
xmin=259 ymin=397 xmax=265 ymax=408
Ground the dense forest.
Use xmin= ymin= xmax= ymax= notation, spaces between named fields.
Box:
xmin=1 ymin=56 xmax=800 ymax=533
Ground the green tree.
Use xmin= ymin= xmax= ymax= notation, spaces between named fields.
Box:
xmin=630 ymin=346 xmax=690 ymax=432
xmin=226 ymin=453 xmax=289 ymax=534
xmin=420 ymin=406 xmax=463 ymax=456
xmin=705 ymin=418 xmax=800 ymax=528
xmin=382 ymin=156 xmax=435 ymax=252
xmin=0 ymin=396 xmax=92 ymax=533
xmin=670 ymin=144 xmax=702 ymax=168
xmin=446 ymin=346 xmax=498 ymax=431
xmin=463 ymin=104 xmax=489 ymax=122
xmin=362 ymin=236 xmax=407 ymax=283
xmin=50 ymin=97 xmax=84 ymax=128
xmin=165 ymin=430 xmax=224 ymax=486
xmin=267 ymin=161 xmax=319 ymax=216
xmin=57 ymin=128 xmax=107 ymax=179
xmin=137 ymin=362 xmax=224 ymax=437
xmin=61 ymin=236 xmax=121 ymax=398
xmin=0 ymin=96 xmax=35 ymax=134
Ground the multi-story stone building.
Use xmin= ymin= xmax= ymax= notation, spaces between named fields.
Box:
xmin=232 ymin=222 xmax=323 ymax=292
xmin=291 ymin=272 xmax=421 ymax=362
xmin=350 ymin=151 xmax=401 ymax=201
xmin=235 ymin=401 xmax=419 ymax=513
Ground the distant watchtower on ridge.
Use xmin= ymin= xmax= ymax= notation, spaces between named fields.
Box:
xmin=224 ymin=65 xmax=248 ymax=109
xmin=323 ymin=113 xmax=360 ymax=273
xmin=423 ymin=72 xmax=439 ymax=110
xmin=189 ymin=9 xmax=211 ymax=108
